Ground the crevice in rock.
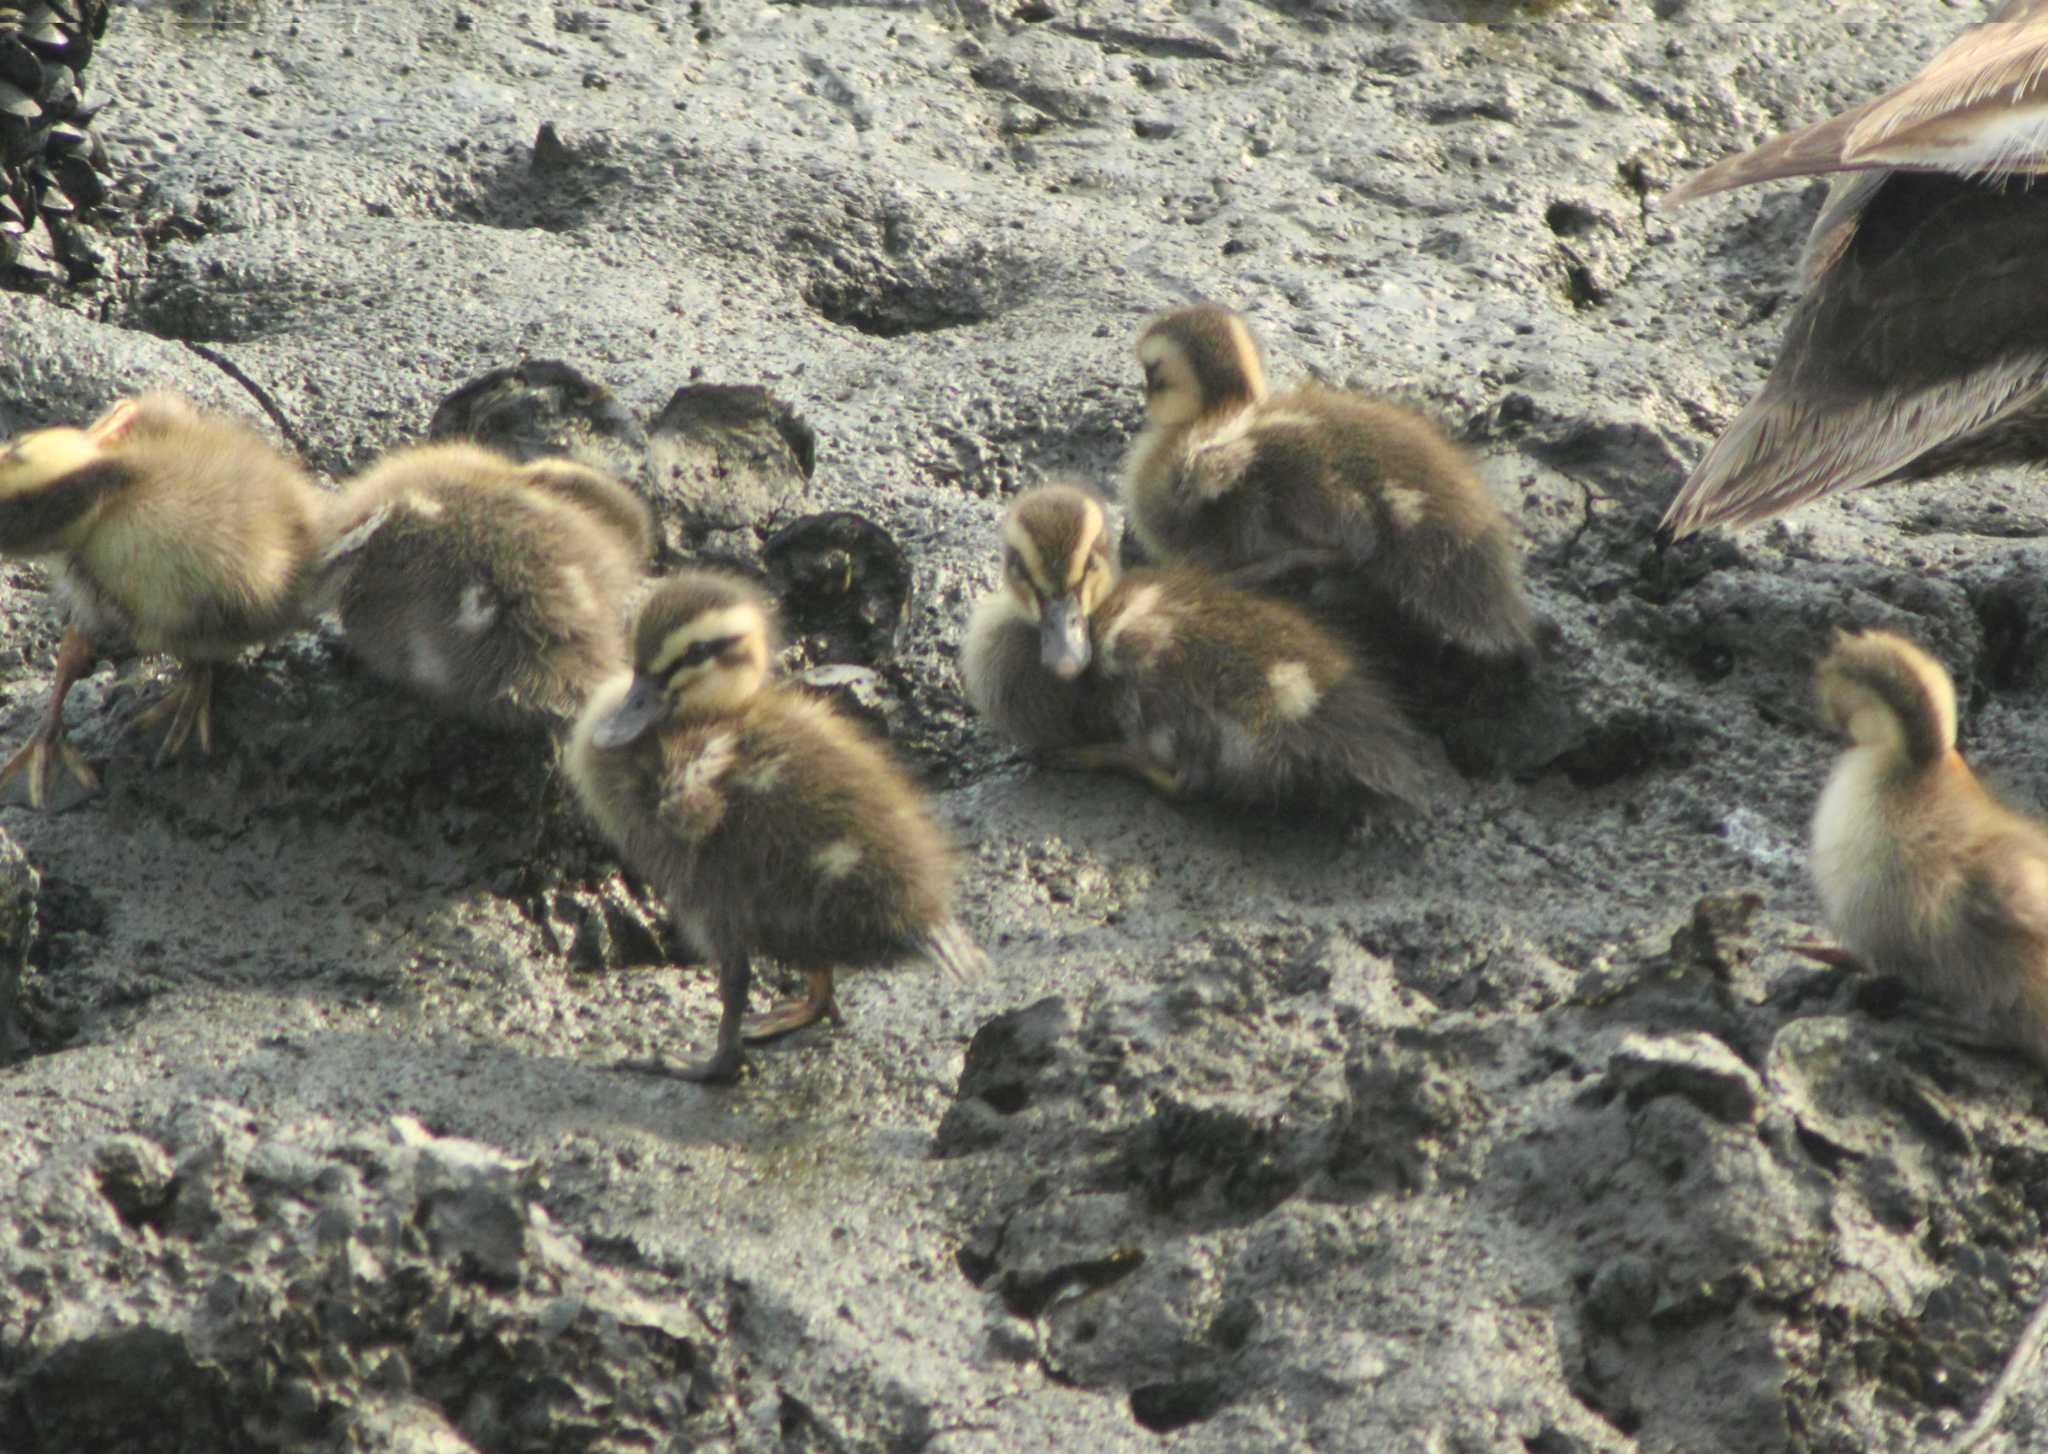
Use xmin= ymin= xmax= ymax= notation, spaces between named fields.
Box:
xmin=798 ymin=267 xmax=997 ymax=337
xmin=1128 ymin=1375 xmax=1228 ymax=1433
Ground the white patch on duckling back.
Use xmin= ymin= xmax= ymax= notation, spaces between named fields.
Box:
xmin=402 ymin=492 xmax=447 ymax=519
xmin=454 ymin=584 xmax=498 ymax=634
xmin=1268 ymin=661 xmax=1320 ymax=721
xmin=813 ymin=839 xmax=864 ymax=880
xmin=734 ymin=756 xmax=785 ymax=792
xmin=407 ymin=633 xmax=452 ymax=692
xmin=1383 ymin=484 xmax=1429 ymax=530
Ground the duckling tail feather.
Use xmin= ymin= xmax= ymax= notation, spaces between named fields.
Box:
xmin=918 ymin=918 xmax=990 ymax=982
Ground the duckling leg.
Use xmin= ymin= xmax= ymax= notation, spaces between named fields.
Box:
xmin=1788 ymin=941 xmax=1865 ymax=970
xmin=743 ymin=967 xmax=843 ymax=1043
xmin=0 ymin=625 xmax=100 ymax=811
xmin=614 ymin=954 xmax=750 ymax=1084
xmin=1045 ymin=742 xmax=1185 ymax=797
xmin=136 ymin=661 xmax=216 ymax=765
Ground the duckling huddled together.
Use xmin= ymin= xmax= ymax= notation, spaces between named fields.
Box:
xmin=960 ymin=302 xmax=1537 ymax=823
xmin=0 ymin=384 xmax=991 ymax=1084
xmin=4 ymin=138 xmax=2047 ymax=1095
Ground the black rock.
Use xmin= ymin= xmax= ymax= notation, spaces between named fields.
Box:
xmin=763 ymin=510 xmax=912 ymax=666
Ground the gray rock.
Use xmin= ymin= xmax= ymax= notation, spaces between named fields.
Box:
xmin=5 ymin=4 xmax=2048 ymax=1452
xmin=0 ymin=825 xmax=35 ymax=1059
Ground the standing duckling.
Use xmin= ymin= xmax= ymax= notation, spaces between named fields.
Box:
xmin=1809 ymin=628 xmax=2048 ymax=1066
xmin=1122 ymin=303 xmax=1534 ymax=658
xmin=318 ymin=442 xmax=655 ymax=732
xmin=566 ymin=571 xmax=986 ymax=1084
xmin=963 ymin=483 xmax=1435 ymax=812
xmin=1657 ymin=1 xmax=2048 ymax=537
xmin=0 ymin=392 xmax=328 ymax=809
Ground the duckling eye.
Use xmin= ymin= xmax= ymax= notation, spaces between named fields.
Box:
xmin=1142 ymin=362 xmax=1164 ymax=395
xmin=676 ymin=634 xmax=739 ymax=669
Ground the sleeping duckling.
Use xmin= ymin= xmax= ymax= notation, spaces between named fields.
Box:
xmin=1122 ymin=303 xmax=1534 ymax=658
xmin=1810 ymin=628 xmax=2048 ymax=1067
xmin=962 ymin=483 xmax=1435 ymax=812
xmin=318 ymin=442 xmax=655 ymax=732
xmin=0 ymin=392 xmax=327 ymax=809
xmin=566 ymin=570 xmax=986 ymax=1084
xmin=1657 ymin=1 xmax=2048 ymax=537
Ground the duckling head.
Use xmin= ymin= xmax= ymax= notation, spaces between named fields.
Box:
xmin=1001 ymin=484 xmax=1115 ymax=680
xmin=1815 ymin=628 xmax=1957 ymax=770
xmin=0 ymin=425 xmax=100 ymax=497
xmin=1135 ymin=303 xmax=1267 ymax=427
xmin=591 ymin=571 xmax=776 ymax=747
xmin=0 ymin=415 xmax=130 ymax=551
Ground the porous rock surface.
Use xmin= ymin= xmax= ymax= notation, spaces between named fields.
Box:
xmin=5 ymin=3 xmax=2048 ymax=1451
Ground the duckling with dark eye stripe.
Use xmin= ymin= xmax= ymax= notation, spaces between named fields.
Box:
xmin=0 ymin=392 xmax=329 ymax=809
xmin=567 ymin=571 xmax=986 ymax=1084
xmin=1808 ymin=628 xmax=2048 ymax=1067
xmin=963 ymin=483 xmax=1436 ymax=812
xmin=316 ymin=442 xmax=654 ymax=733
xmin=1123 ymin=303 xmax=1534 ymax=659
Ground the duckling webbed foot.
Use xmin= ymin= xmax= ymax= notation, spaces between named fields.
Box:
xmin=0 ymin=733 xmax=99 ymax=812
xmin=743 ymin=967 xmax=842 ymax=1043
xmin=0 ymin=625 xmax=100 ymax=812
xmin=137 ymin=662 xmax=216 ymax=765
xmin=613 ymin=954 xmax=750 ymax=1085
xmin=1042 ymin=742 xmax=1185 ymax=798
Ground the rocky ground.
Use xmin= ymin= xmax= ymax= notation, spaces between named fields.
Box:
xmin=4 ymin=2 xmax=2048 ymax=1451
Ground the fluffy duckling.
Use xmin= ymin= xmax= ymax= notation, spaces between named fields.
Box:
xmin=1809 ymin=628 xmax=2048 ymax=1066
xmin=1658 ymin=1 xmax=2048 ymax=538
xmin=1121 ymin=303 xmax=1534 ymax=658
xmin=962 ymin=483 xmax=1435 ymax=812
xmin=0 ymin=392 xmax=327 ymax=809
xmin=566 ymin=571 xmax=986 ymax=1084
xmin=318 ymin=442 xmax=655 ymax=732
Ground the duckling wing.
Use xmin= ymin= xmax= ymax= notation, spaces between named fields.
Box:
xmin=1949 ymin=839 xmax=2048 ymax=1042
xmin=656 ymin=728 xmax=741 ymax=843
xmin=1660 ymin=171 xmax=2048 ymax=537
xmin=1185 ymin=418 xmax=1373 ymax=569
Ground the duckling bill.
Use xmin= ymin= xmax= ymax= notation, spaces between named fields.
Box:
xmin=1809 ymin=628 xmax=2048 ymax=1067
xmin=1122 ymin=302 xmax=1534 ymax=659
xmin=567 ymin=571 xmax=986 ymax=1084
xmin=0 ymin=392 xmax=327 ymax=809
xmin=1657 ymin=1 xmax=2048 ymax=537
xmin=317 ymin=442 xmax=654 ymax=733
xmin=963 ymin=483 xmax=1435 ymax=813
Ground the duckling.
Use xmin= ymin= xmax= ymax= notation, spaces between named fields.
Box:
xmin=0 ymin=392 xmax=327 ymax=809
xmin=963 ymin=483 xmax=1435 ymax=812
xmin=566 ymin=570 xmax=986 ymax=1084
xmin=1121 ymin=303 xmax=1534 ymax=658
xmin=1809 ymin=628 xmax=2048 ymax=1067
xmin=1657 ymin=1 xmax=2048 ymax=537
xmin=317 ymin=442 xmax=655 ymax=732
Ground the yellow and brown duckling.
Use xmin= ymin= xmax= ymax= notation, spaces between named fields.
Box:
xmin=566 ymin=570 xmax=986 ymax=1084
xmin=0 ymin=392 xmax=328 ymax=809
xmin=1122 ymin=302 xmax=1534 ymax=659
xmin=1658 ymin=0 xmax=2048 ymax=537
xmin=962 ymin=483 xmax=1435 ymax=812
xmin=1808 ymin=628 xmax=2048 ymax=1067
xmin=316 ymin=442 xmax=655 ymax=733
